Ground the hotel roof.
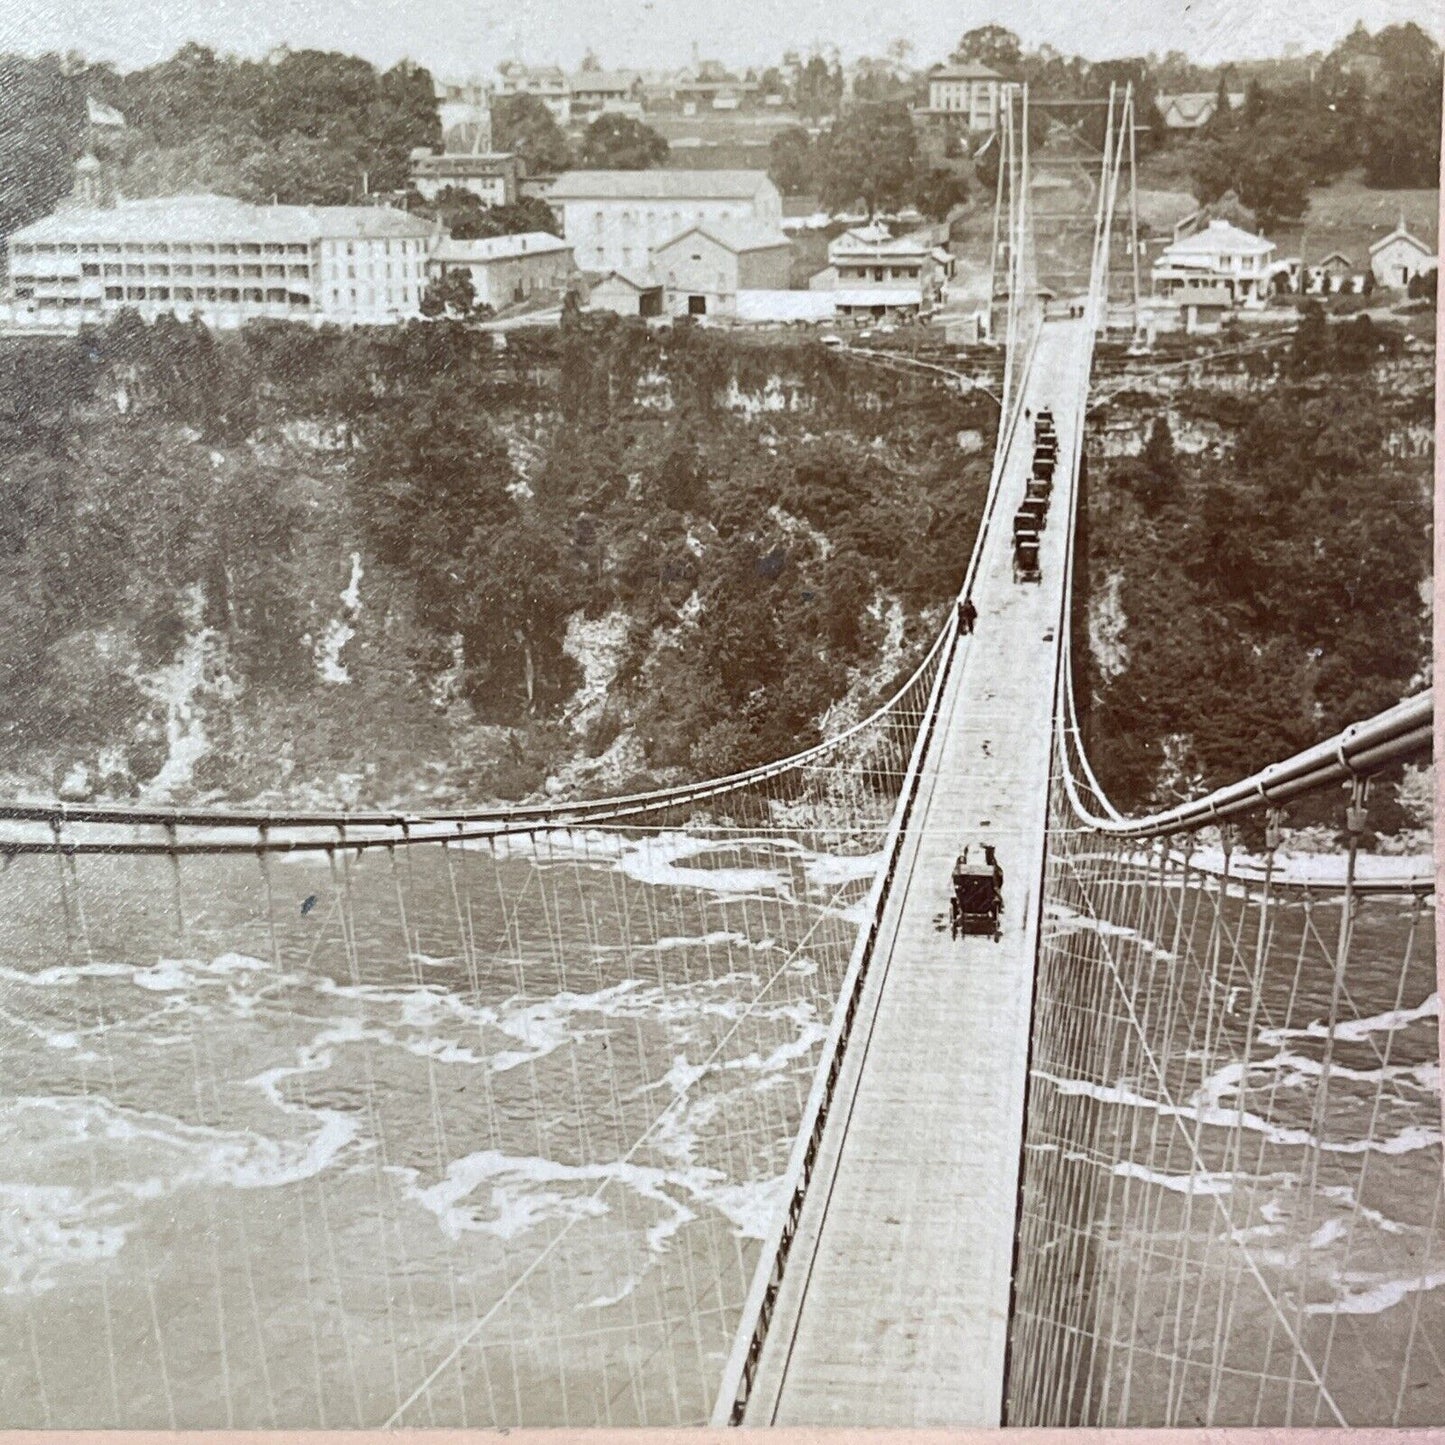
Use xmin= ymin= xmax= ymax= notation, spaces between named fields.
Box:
xmin=10 ymin=194 xmax=435 ymax=246
xmin=548 ymin=169 xmax=775 ymax=201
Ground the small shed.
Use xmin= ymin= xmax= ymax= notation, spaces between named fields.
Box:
xmin=587 ymin=269 xmax=665 ymax=318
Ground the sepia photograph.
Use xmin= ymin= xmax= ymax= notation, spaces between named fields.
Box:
xmin=0 ymin=0 xmax=1439 ymax=1431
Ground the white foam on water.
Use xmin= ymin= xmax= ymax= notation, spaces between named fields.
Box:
xmin=1043 ymin=900 xmax=1176 ymax=963
xmin=1258 ymin=993 xmax=1440 ymax=1048
xmin=0 ymin=1004 xmax=96 ymax=1056
xmin=1036 ymin=1071 xmax=1443 ymax=1157
xmin=0 ymin=960 xmax=136 ymax=988
xmin=0 ymin=1080 xmax=364 ymax=1292
xmin=0 ymin=1182 xmax=131 ymax=1294
xmin=803 ymin=850 xmax=884 ymax=886
xmin=1309 ymin=1218 xmax=1348 ymax=1250
xmin=1319 ymin=1184 xmax=1409 ymax=1236
xmin=1306 ymin=1268 xmax=1445 ymax=1316
xmin=1108 ymin=1159 xmax=1236 ymax=1196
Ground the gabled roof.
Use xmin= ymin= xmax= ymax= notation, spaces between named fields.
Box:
xmin=830 ymin=226 xmax=933 ymax=259
xmin=1162 ymin=217 xmax=1274 ymax=258
xmin=929 ymin=61 xmax=1005 ymax=81
xmin=1157 ymin=91 xmax=1247 ymax=123
xmin=655 ymin=219 xmax=792 ymax=254
xmin=1316 ymin=251 xmax=1353 ymax=267
xmin=549 ymin=169 xmax=775 ymax=201
xmin=1369 ymin=223 xmax=1435 ymax=257
xmin=592 ymin=267 xmax=662 ymax=291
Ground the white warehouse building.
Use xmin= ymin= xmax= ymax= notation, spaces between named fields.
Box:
xmin=548 ymin=169 xmax=783 ymax=276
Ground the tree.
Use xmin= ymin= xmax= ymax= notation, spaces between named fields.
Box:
xmin=767 ymin=125 xmax=813 ymax=196
xmin=795 ymin=54 xmax=844 ymax=121
xmin=1206 ymin=71 xmax=1234 ymax=134
xmin=1192 ymin=134 xmax=1308 ymax=232
xmin=950 ymin=25 xmax=1022 ymax=72
xmin=492 ymin=92 xmax=572 ymax=173
xmin=238 ymin=132 xmax=363 ymax=205
xmin=1232 ymin=140 xmax=1310 ymax=231
xmin=420 ymin=187 xmax=561 ymax=241
xmin=461 ymin=517 xmax=576 ymax=715
xmin=368 ymin=59 xmax=443 ymax=191
xmin=0 ymin=55 xmax=86 ymax=238
xmin=912 ymin=167 xmax=969 ymax=222
xmin=578 ymin=113 xmax=668 ymax=169
xmin=420 ymin=268 xmax=480 ymax=320
xmin=1349 ymin=22 xmax=1443 ymax=188
xmin=1407 ymin=268 xmax=1438 ymax=305
xmin=818 ymin=101 xmax=919 ymax=216
xmin=1290 ymin=300 xmax=1328 ymax=373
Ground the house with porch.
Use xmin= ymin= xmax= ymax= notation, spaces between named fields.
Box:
xmin=1150 ymin=217 xmax=1278 ymax=306
xmin=810 ymin=223 xmax=953 ymax=317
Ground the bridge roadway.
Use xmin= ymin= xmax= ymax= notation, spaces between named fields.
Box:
xmin=743 ymin=317 xmax=1091 ymax=1426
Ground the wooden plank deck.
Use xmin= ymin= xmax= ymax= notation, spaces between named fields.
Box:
xmin=744 ymin=318 xmax=1089 ymax=1427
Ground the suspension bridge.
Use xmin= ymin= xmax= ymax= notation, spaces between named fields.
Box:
xmin=0 ymin=87 xmax=1437 ymax=1431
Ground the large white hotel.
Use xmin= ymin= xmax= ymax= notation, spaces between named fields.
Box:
xmin=3 ymin=190 xmax=439 ymax=332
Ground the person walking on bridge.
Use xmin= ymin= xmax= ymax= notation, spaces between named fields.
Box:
xmin=958 ymin=597 xmax=978 ymax=635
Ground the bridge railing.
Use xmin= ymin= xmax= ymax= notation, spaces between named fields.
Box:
xmin=1006 ymin=84 xmax=1440 ymax=1428
xmin=708 ymin=111 xmax=1047 ymax=1421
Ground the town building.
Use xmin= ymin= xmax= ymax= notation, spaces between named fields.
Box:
xmin=3 ymin=192 xmax=436 ymax=332
xmin=809 ymin=223 xmax=953 ymax=316
xmin=1155 ymin=91 xmax=1247 ymax=130
xmin=1369 ymin=222 xmax=1437 ymax=288
xmin=1178 ymin=283 xmax=1232 ymax=334
xmin=668 ymin=60 xmax=760 ymax=113
xmin=519 ymin=174 xmax=559 ymax=202
xmin=494 ymin=63 xmax=571 ymax=123
xmin=924 ymin=62 xmax=1015 ymax=130
xmin=549 ymin=169 xmax=783 ymax=275
xmin=587 ymin=269 xmax=665 ymax=317
xmin=433 ymin=77 xmax=495 ymax=152
xmin=1150 ymin=217 xmax=1278 ymax=305
xmin=409 ymin=149 xmax=520 ymax=207
xmin=427 ymin=232 xmax=575 ymax=310
xmin=568 ymin=69 xmax=645 ymax=119
xmin=652 ymin=219 xmax=793 ymax=316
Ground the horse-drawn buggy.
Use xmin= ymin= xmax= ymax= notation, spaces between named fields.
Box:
xmin=950 ymin=844 xmax=1004 ymax=940
xmin=1013 ymin=530 xmax=1041 ymax=583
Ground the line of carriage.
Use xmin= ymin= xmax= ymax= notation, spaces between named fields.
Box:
xmin=1012 ymin=408 xmax=1056 ymax=584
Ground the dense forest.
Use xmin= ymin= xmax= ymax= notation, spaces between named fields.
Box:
xmin=1077 ymin=311 xmax=1433 ymax=834
xmin=0 ymin=312 xmax=994 ymax=805
xmin=0 ymin=308 xmax=1432 ymax=820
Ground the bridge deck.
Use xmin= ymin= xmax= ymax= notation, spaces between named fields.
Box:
xmin=744 ymin=318 xmax=1090 ymax=1427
